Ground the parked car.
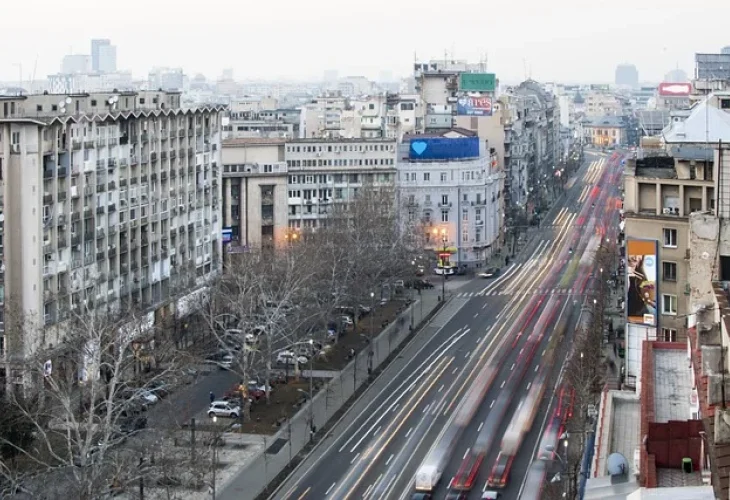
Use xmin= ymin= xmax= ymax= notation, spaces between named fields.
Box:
xmin=138 ymin=390 xmax=159 ymax=405
xmin=340 ymin=315 xmax=354 ymax=327
xmin=146 ymin=381 xmax=171 ymax=398
xmin=276 ymin=350 xmax=309 ymax=366
xmin=219 ymin=354 xmax=233 ymax=370
xmin=208 ymin=401 xmax=241 ymax=419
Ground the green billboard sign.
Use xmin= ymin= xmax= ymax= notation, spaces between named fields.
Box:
xmin=459 ymin=73 xmax=496 ymax=92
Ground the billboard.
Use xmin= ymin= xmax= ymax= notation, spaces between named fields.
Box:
xmin=456 ymin=96 xmax=493 ymax=116
xmin=658 ymin=82 xmax=692 ymax=97
xmin=626 ymin=239 xmax=658 ymax=326
xmin=408 ymin=137 xmax=480 ymax=161
xmin=459 ymin=73 xmax=496 ymax=92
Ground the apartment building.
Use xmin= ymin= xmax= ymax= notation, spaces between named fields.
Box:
xmin=623 ymin=149 xmax=715 ymax=340
xmin=284 ymin=138 xmax=397 ymax=230
xmin=397 ymin=131 xmax=503 ymax=268
xmin=220 ymin=138 xmax=288 ymax=252
xmin=222 ymin=97 xmax=300 ymax=140
xmin=0 ymin=90 xmax=224 ymax=390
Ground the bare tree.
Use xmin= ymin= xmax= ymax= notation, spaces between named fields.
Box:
xmin=0 ymin=303 xmax=193 ymax=499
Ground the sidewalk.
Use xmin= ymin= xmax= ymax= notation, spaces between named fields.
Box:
xmin=122 ymin=279 xmax=471 ymax=500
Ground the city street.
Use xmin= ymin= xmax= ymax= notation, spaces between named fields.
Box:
xmin=272 ymin=151 xmax=624 ymax=500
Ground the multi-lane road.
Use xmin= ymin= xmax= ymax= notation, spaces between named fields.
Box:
xmin=273 ymin=150 xmax=624 ymax=500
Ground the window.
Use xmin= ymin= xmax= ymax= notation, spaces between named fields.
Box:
xmin=462 ymin=209 xmax=468 ymax=221
xmin=440 ymin=172 xmax=447 ymax=182
xmin=663 ymin=228 xmax=677 ymax=248
xmin=423 ymin=173 xmax=430 ymax=181
xmin=475 ymin=209 xmax=482 ymax=222
xmin=661 ymin=294 xmax=677 ymax=315
xmin=441 ymin=210 xmax=449 ymax=222
xmin=462 ymin=228 xmax=469 ymax=243
xmin=441 ymin=195 xmax=449 ymax=205
xmin=661 ymin=328 xmax=677 ymax=342
xmin=662 ymin=261 xmax=677 ymax=281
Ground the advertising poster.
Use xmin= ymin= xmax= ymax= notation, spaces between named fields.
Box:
xmin=626 ymin=239 xmax=658 ymax=326
xmin=456 ymin=96 xmax=493 ymax=116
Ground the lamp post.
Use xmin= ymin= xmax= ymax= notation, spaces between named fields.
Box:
xmin=308 ymin=339 xmax=314 ymax=439
xmin=410 ymin=260 xmax=416 ymax=328
xmin=431 ymin=227 xmax=448 ymax=301
xmin=211 ymin=415 xmax=218 ymax=500
xmin=368 ymin=291 xmax=375 ymax=379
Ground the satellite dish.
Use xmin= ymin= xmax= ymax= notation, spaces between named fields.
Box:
xmin=58 ymin=100 xmax=66 ymax=108
xmin=702 ymin=251 xmax=710 ymax=260
xmin=108 ymin=98 xmax=115 ymax=105
xmin=112 ymin=96 xmax=119 ymax=103
xmin=65 ymin=97 xmax=72 ymax=104
xmin=607 ymin=453 xmax=629 ymax=476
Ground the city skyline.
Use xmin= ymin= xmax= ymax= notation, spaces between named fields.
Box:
xmin=1 ymin=0 xmax=727 ymax=86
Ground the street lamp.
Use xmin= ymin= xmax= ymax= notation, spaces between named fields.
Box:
xmin=410 ymin=260 xmax=416 ymax=328
xmin=211 ymin=416 xmax=218 ymax=500
xmin=368 ymin=291 xmax=375 ymax=378
xmin=432 ymin=227 xmax=448 ymax=301
xmin=308 ymin=339 xmax=314 ymax=439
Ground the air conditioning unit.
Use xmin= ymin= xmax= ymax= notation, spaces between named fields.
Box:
xmin=662 ymin=207 xmax=672 ymax=214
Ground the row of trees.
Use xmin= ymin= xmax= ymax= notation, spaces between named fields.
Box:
xmin=544 ymin=245 xmax=615 ymax=499
xmin=0 ymin=185 xmax=424 ymax=498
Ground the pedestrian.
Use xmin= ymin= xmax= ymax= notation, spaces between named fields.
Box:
xmin=209 ymin=391 xmax=215 ymax=404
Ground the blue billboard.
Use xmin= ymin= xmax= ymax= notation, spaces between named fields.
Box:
xmin=456 ymin=96 xmax=493 ymax=116
xmin=409 ymin=137 xmax=480 ymax=161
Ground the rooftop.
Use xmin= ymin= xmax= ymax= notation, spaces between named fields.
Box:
xmin=287 ymin=137 xmax=395 ymax=144
xmin=626 ymin=156 xmax=676 ymax=179
xmin=592 ymin=390 xmax=641 ymax=479
xmin=640 ymin=342 xmax=704 ymax=489
xmin=663 ymin=92 xmax=730 ymax=143
xmin=403 ymin=127 xmax=477 ymax=139
xmin=583 ymin=115 xmax=626 ymax=128
xmin=654 ymin=349 xmax=692 ymax=422
xmin=222 ymin=138 xmax=286 ymax=147
xmin=637 ymin=110 xmax=671 ymax=131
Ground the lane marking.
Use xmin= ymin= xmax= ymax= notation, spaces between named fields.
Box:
xmin=405 ymin=427 xmax=413 ymax=438
xmin=500 ymin=380 xmax=506 ymax=389
xmin=477 ymin=421 xmax=484 ymax=432
xmin=325 ymin=482 xmax=336 ymax=495
xmin=490 ymin=399 xmax=495 ymax=408
xmin=350 ymin=452 xmax=360 ymax=464
xmin=438 ymin=384 xmax=445 ymax=393
xmin=386 ymin=454 xmax=394 ymax=466
xmin=463 ymin=448 xmax=471 ymax=460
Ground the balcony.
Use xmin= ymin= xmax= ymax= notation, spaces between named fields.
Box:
xmin=71 ymin=234 xmax=81 ymax=246
xmin=141 ymin=132 xmax=149 ymax=142
xmin=438 ymin=202 xmax=453 ymax=208
xmin=43 ymin=169 xmax=55 ymax=179
xmin=108 ymin=158 xmax=117 ymax=169
xmin=97 ymin=251 xmax=105 ymax=261
xmin=178 ymin=129 xmax=185 ymax=138
xmin=96 ymin=138 xmax=106 ymax=148
xmin=84 ymin=140 xmax=95 ymax=149
xmin=72 ymin=140 xmax=82 ymax=151
xmin=58 ymin=167 xmax=68 ymax=177
xmin=161 ymin=151 xmax=167 ymax=160
xmin=84 ymin=254 xmax=94 ymax=266
xmin=151 ymin=152 xmax=157 ymax=162
xmin=43 ymin=193 xmax=53 ymax=204
xmin=161 ymin=171 xmax=168 ymax=181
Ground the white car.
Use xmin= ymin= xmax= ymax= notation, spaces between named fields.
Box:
xmin=340 ymin=315 xmax=354 ymax=327
xmin=139 ymin=390 xmax=159 ymax=405
xmin=219 ymin=354 xmax=233 ymax=370
xmin=208 ymin=401 xmax=241 ymax=419
xmin=276 ymin=350 xmax=309 ymax=366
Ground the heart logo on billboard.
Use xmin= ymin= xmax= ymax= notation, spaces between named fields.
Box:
xmin=411 ymin=141 xmax=428 ymax=155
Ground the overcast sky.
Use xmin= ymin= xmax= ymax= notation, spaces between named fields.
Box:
xmin=1 ymin=0 xmax=727 ymax=85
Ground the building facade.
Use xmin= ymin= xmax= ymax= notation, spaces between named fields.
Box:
xmin=623 ymin=151 xmax=715 ymax=340
xmin=220 ymin=138 xmax=288 ymax=252
xmin=397 ymin=132 xmax=503 ymax=268
xmin=582 ymin=116 xmax=627 ymax=146
xmin=0 ymin=90 xmax=224 ymax=390
xmin=284 ymin=138 xmax=397 ymax=231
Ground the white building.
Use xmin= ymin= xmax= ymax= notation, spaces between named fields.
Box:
xmin=0 ymin=90 xmax=225 ymax=390
xmin=397 ymin=130 xmax=504 ymax=268
xmin=284 ymin=138 xmax=397 ymax=231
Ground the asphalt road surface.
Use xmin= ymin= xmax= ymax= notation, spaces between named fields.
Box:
xmin=273 ymin=151 xmax=624 ymax=500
